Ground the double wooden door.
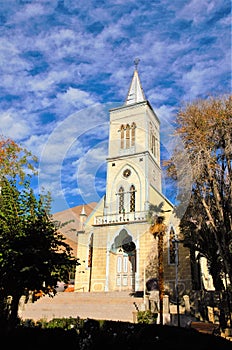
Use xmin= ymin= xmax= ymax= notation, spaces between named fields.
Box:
xmin=116 ymin=248 xmax=136 ymax=291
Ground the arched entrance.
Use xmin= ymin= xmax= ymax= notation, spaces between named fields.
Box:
xmin=110 ymin=229 xmax=136 ymax=292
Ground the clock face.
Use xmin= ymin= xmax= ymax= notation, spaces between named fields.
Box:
xmin=123 ymin=169 xmax=131 ymax=178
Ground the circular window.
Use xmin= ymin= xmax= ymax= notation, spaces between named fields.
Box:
xmin=123 ymin=169 xmax=131 ymax=178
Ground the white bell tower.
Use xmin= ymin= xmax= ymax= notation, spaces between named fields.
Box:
xmin=104 ymin=60 xmax=162 ymax=218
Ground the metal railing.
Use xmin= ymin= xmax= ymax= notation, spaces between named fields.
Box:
xmin=94 ymin=210 xmax=148 ymax=226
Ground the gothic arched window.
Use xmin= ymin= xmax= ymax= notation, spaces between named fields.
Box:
xmin=126 ymin=124 xmax=130 ymax=148
xmin=130 ymin=185 xmax=136 ymax=212
xmin=131 ymin=122 xmax=136 ymax=146
xmin=120 ymin=123 xmax=136 ymax=150
xmin=152 ymin=134 xmax=156 ymax=156
xmin=88 ymin=234 xmax=93 ymax=268
xmin=118 ymin=186 xmax=125 ymax=214
xmin=169 ymin=227 xmax=176 ymax=265
xmin=150 ymin=124 xmax=157 ymax=157
xmin=120 ymin=124 xmax=125 ymax=149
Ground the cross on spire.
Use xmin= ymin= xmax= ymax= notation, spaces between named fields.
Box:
xmin=134 ymin=58 xmax=140 ymax=70
xmin=125 ymin=58 xmax=146 ymax=105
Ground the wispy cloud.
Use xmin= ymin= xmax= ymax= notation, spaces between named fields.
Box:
xmin=0 ymin=0 xmax=230 ymax=212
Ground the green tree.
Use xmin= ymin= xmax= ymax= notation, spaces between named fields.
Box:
xmin=0 ymin=177 xmax=78 ymax=330
xmin=0 ymin=135 xmax=37 ymax=180
xmin=165 ymin=94 xmax=232 ymax=288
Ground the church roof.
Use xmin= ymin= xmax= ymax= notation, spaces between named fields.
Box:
xmin=125 ymin=61 xmax=146 ymax=105
xmin=52 ymin=202 xmax=97 ymax=243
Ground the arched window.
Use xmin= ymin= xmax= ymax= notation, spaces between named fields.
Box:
xmin=150 ymin=125 xmax=157 ymax=158
xmin=117 ymin=256 xmax=122 ymax=273
xmin=131 ymin=122 xmax=136 ymax=146
xmin=126 ymin=124 xmax=130 ymax=148
xmin=130 ymin=185 xmax=136 ymax=212
xmin=120 ymin=123 xmax=136 ymax=150
xmin=169 ymin=227 xmax=176 ymax=265
xmin=120 ymin=124 xmax=125 ymax=149
xmin=118 ymin=186 xmax=124 ymax=214
xmin=88 ymin=234 xmax=93 ymax=268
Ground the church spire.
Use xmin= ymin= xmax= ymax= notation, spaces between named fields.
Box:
xmin=125 ymin=58 xmax=146 ymax=105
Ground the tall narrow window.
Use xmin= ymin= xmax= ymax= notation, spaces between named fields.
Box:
xmin=88 ymin=234 xmax=93 ymax=267
xmin=117 ymin=256 xmax=122 ymax=273
xmin=152 ymin=135 xmax=155 ymax=155
xmin=120 ymin=125 xmax=124 ymax=149
xmin=169 ymin=227 xmax=176 ymax=265
xmin=131 ymin=122 xmax=136 ymax=146
xmin=154 ymin=136 xmax=158 ymax=157
xmin=118 ymin=186 xmax=124 ymax=214
xmin=130 ymin=185 xmax=135 ymax=212
xmin=126 ymin=124 xmax=130 ymax=148
xmin=120 ymin=122 xmax=136 ymax=150
xmin=150 ymin=133 xmax=156 ymax=157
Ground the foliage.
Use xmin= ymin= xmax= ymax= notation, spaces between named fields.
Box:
xmin=0 ymin=177 xmax=78 ymax=330
xmin=137 ymin=310 xmax=158 ymax=324
xmin=13 ymin=317 xmax=232 ymax=350
xmin=36 ymin=316 xmax=85 ymax=330
xmin=164 ymin=94 xmax=232 ymax=288
xmin=0 ymin=135 xmax=37 ymax=181
xmin=147 ymin=204 xmax=166 ymax=280
xmin=146 ymin=202 xmax=166 ymax=225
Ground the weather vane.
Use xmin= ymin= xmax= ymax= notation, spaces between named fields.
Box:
xmin=134 ymin=58 xmax=140 ymax=70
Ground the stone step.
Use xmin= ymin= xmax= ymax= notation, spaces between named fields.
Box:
xmin=20 ymin=291 xmax=144 ymax=323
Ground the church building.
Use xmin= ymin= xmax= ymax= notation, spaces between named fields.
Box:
xmin=70 ymin=63 xmax=192 ymax=295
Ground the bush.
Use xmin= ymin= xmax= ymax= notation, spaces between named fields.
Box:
xmin=13 ymin=317 xmax=232 ymax=350
xmin=137 ymin=310 xmax=158 ymax=324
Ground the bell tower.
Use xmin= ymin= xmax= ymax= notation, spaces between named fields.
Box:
xmin=74 ymin=61 xmax=191 ymax=295
xmin=104 ymin=60 xmax=161 ymax=218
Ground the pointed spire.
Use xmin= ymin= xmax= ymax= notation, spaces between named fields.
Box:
xmin=125 ymin=58 xmax=146 ymax=105
xmin=78 ymin=204 xmax=87 ymax=233
xmin=80 ymin=205 xmax=87 ymax=216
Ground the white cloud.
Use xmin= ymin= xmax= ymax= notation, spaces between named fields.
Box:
xmin=11 ymin=3 xmax=48 ymax=22
xmin=0 ymin=111 xmax=32 ymax=140
xmin=178 ymin=0 xmax=218 ymax=23
xmin=0 ymin=0 xmax=230 ymax=212
xmin=55 ymin=87 xmax=96 ymax=112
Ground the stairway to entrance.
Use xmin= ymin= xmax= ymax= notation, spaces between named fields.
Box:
xmin=20 ymin=291 xmax=144 ymax=323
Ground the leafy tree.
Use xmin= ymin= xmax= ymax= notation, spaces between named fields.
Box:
xmin=164 ymin=94 xmax=232 ymax=288
xmin=0 ymin=135 xmax=37 ymax=180
xmin=0 ymin=177 xmax=78 ymax=330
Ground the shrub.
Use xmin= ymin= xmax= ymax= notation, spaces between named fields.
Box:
xmin=137 ymin=310 xmax=158 ymax=324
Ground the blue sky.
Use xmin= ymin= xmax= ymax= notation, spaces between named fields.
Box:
xmin=0 ymin=0 xmax=231 ymax=213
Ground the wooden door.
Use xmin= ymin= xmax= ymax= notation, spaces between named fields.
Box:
xmin=116 ymin=248 xmax=135 ymax=291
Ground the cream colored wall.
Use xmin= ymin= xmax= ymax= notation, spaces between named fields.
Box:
xmin=105 ymin=102 xmax=162 ymax=215
xmin=137 ymin=226 xmax=155 ymax=290
xmin=108 ymin=251 xmax=117 ymax=291
xmin=105 ymin=157 xmax=146 ymax=214
xmin=74 ymin=212 xmax=192 ymax=293
xmin=149 ymin=185 xmax=173 ymax=213
xmin=147 ymin=154 xmax=162 ymax=192
xmin=108 ymin=103 xmax=148 ymax=158
xmin=74 ymin=241 xmax=91 ymax=292
xmin=84 ymin=198 xmax=105 ymax=226
xmin=90 ymin=246 xmax=107 ymax=292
